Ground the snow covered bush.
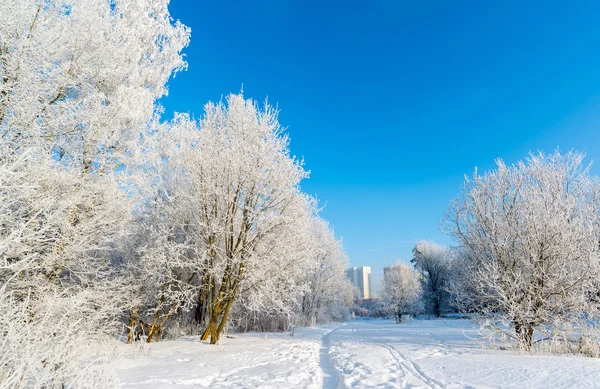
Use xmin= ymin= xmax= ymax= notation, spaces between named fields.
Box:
xmin=444 ymin=151 xmax=600 ymax=353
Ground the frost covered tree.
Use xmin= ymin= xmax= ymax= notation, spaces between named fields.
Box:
xmin=1 ymin=0 xmax=190 ymax=385
xmin=299 ymin=218 xmax=352 ymax=327
xmin=194 ymin=95 xmax=312 ymax=343
xmin=411 ymin=240 xmax=451 ymax=317
xmin=380 ymin=264 xmax=422 ymax=323
xmin=0 ymin=146 xmax=132 ymax=387
xmin=120 ymin=116 xmax=207 ymax=343
xmin=444 ymin=151 xmax=600 ymax=353
xmin=0 ymin=0 xmax=189 ymax=172
xmin=131 ymin=94 xmax=313 ymax=344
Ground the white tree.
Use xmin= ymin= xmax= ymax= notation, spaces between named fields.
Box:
xmin=380 ymin=263 xmax=422 ymax=323
xmin=411 ymin=240 xmax=451 ymax=317
xmin=0 ymin=146 xmax=131 ymax=387
xmin=130 ymin=95 xmax=314 ymax=344
xmin=0 ymin=0 xmax=191 ymax=385
xmin=192 ymin=94 xmax=312 ymax=344
xmin=300 ymin=218 xmax=352 ymax=327
xmin=0 ymin=0 xmax=190 ymax=172
xmin=444 ymin=151 xmax=600 ymax=353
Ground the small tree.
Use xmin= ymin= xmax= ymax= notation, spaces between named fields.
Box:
xmin=411 ymin=241 xmax=451 ymax=317
xmin=380 ymin=264 xmax=422 ymax=323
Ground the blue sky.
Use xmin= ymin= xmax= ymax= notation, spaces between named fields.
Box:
xmin=163 ymin=1 xmax=600 ymax=287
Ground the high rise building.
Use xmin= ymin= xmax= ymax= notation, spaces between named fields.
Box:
xmin=346 ymin=266 xmax=371 ymax=299
xmin=383 ymin=265 xmax=400 ymax=280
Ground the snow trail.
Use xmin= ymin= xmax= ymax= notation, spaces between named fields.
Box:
xmin=363 ymin=333 xmax=443 ymax=389
xmin=319 ymin=325 xmax=345 ymax=389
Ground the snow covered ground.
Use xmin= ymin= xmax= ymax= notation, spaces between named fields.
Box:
xmin=115 ymin=318 xmax=600 ymax=388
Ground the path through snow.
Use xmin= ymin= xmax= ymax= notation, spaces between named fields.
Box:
xmin=115 ymin=319 xmax=600 ymax=388
xmin=319 ymin=324 xmax=344 ymax=389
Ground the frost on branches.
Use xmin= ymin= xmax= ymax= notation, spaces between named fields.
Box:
xmin=0 ymin=0 xmax=189 ymax=172
xmin=444 ymin=151 xmax=600 ymax=354
xmin=410 ymin=240 xmax=453 ymax=317
xmin=1 ymin=0 xmax=352 ymax=385
xmin=0 ymin=0 xmax=190 ymax=387
xmin=380 ymin=263 xmax=422 ymax=323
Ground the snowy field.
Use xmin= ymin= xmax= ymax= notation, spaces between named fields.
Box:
xmin=116 ymin=318 xmax=600 ymax=388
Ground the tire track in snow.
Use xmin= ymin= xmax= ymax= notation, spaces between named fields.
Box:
xmin=362 ymin=333 xmax=444 ymax=389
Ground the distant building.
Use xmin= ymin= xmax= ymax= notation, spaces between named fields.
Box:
xmin=346 ymin=266 xmax=371 ymax=299
xmin=383 ymin=265 xmax=393 ymax=279
xmin=383 ymin=265 xmax=401 ymax=280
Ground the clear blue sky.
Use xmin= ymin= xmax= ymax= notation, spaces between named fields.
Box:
xmin=163 ymin=1 xmax=600 ymax=286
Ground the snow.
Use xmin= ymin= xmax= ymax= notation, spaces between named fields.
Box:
xmin=115 ymin=319 xmax=600 ymax=388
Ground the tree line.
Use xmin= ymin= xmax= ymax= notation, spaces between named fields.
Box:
xmin=0 ymin=1 xmax=351 ymax=387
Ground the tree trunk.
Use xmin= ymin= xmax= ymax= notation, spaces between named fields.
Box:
xmin=146 ymin=310 xmax=162 ymax=343
xmin=207 ymin=316 xmax=219 ymax=344
xmin=523 ymin=324 xmax=534 ymax=351
xmin=146 ymin=303 xmax=179 ymax=343
xmin=127 ymin=313 xmax=138 ymax=344
xmin=514 ymin=321 xmax=534 ymax=351
xmin=216 ymin=298 xmax=234 ymax=338
xmin=194 ymin=291 xmax=207 ymax=326
xmin=202 ymin=300 xmax=223 ymax=343
xmin=200 ymin=326 xmax=210 ymax=341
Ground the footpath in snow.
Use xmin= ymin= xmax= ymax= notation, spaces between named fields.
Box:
xmin=116 ymin=319 xmax=600 ymax=388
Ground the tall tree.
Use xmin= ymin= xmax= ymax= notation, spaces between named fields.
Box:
xmin=0 ymin=0 xmax=190 ymax=385
xmin=135 ymin=95 xmax=311 ymax=344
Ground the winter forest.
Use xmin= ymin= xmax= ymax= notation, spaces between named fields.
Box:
xmin=3 ymin=1 xmax=600 ymax=388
